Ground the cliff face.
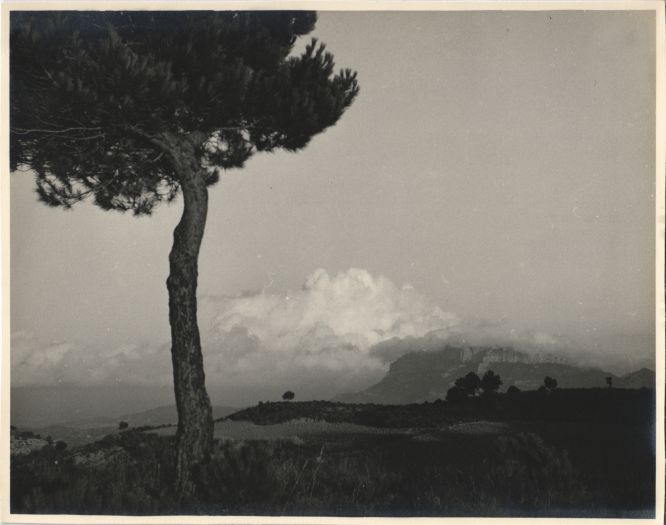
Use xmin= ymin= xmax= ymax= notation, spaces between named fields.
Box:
xmin=336 ymin=345 xmax=654 ymax=404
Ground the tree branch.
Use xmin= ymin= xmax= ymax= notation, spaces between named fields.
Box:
xmin=126 ymin=125 xmax=169 ymax=150
xmin=12 ymin=126 xmax=104 ymax=135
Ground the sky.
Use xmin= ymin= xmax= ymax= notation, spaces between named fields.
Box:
xmin=9 ymin=10 xmax=657 ymax=410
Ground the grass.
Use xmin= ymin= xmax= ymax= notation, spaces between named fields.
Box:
xmin=10 ymin=388 xmax=656 ymax=517
xmin=152 ymin=419 xmax=407 ymax=441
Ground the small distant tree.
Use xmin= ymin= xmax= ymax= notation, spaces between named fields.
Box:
xmin=506 ymin=385 xmax=521 ymax=396
xmin=54 ymin=440 xmax=67 ymax=451
xmin=45 ymin=434 xmax=53 ymax=444
xmin=118 ymin=421 xmax=129 ymax=430
xmin=282 ymin=391 xmax=295 ymax=401
xmin=544 ymin=376 xmax=558 ymax=390
xmin=455 ymin=372 xmax=482 ymax=397
xmin=480 ymin=370 xmax=502 ymax=395
xmin=606 ymin=376 xmax=613 ymax=389
xmin=446 ymin=386 xmax=467 ymax=403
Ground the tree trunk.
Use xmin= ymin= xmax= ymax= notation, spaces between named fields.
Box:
xmin=165 ymin=134 xmax=214 ymax=497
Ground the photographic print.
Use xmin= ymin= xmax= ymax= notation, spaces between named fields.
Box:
xmin=3 ymin=1 xmax=664 ymax=522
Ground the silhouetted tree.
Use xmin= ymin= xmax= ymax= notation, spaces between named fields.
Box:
xmin=480 ymin=370 xmax=502 ymax=395
xmin=11 ymin=11 xmax=358 ymax=494
xmin=544 ymin=376 xmax=558 ymax=390
xmin=455 ymin=372 xmax=482 ymax=397
xmin=446 ymin=386 xmax=467 ymax=403
xmin=282 ymin=391 xmax=295 ymax=401
xmin=606 ymin=376 xmax=613 ymax=389
xmin=54 ymin=440 xmax=67 ymax=451
xmin=118 ymin=421 xmax=129 ymax=430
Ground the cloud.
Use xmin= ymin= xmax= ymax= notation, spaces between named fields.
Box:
xmin=366 ymin=321 xmax=573 ymax=367
xmin=203 ymin=268 xmax=458 ymax=396
xmin=12 ymin=267 xmax=652 ymax=401
xmin=11 ymin=330 xmax=173 ymax=388
xmin=210 ymin=267 xmax=456 ymax=355
xmin=11 ymin=268 xmax=459 ymax=400
xmin=366 ymin=318 xmax=654 ymax=375
xmin=443 ymin=318 xmax=570 ymax=353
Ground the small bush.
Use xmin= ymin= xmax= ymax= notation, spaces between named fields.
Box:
xmin=446 ymin=386 xmax=467 ymax=403
xmin=507 ymin=385 xmax=521 ymax=396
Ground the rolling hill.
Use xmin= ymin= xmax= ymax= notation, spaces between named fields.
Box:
xmin=21 ymin=405 xmax=237 ymax=448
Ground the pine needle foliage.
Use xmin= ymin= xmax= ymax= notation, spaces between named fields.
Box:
xmin=10 ymin=11 xmax=359 ymax=215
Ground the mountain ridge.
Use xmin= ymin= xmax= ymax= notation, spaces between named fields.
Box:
xmin=337 ymin=345 xmax=654 ymax=404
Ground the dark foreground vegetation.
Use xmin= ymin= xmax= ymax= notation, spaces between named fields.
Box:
xmin=11 ymin=388 xmax=655 ymax=517
xmin=228 ymin=387 xmax=654 ymax=427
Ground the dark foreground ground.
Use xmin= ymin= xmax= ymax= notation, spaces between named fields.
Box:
xmin=11 ymin=388 xmax=655 ymax=517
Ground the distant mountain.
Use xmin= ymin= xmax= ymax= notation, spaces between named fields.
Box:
xmin=17 ymin=404 xmax=238 ymax=449
xmin=11 ymin=384 xmax=236 ymax=429
xmin=336 ymin=345 xmax=654 ymax=404
xmin=60 ymin=404 xmax=237 ymax=429
xmin=615 ymin=368 xmax=656 ymax=389
xmin=11 ymin=385 xmax=175 ymax=428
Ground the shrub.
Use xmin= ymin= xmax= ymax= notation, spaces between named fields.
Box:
xmin=454 ymin=372 xmax=482 ymax=397
xmin=481 ymin=370 xmax=502 ymax=395
xmin=446 ymin=386 xmax=467 ymax=403
xmin=507 ymin=385 xmax=521 ymax=396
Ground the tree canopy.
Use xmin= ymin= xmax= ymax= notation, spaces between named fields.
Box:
xmin=480 ymin=370 xmax=502 ymax=395
xmin=10 ymin=11 xmax=359 ymax=214
xmin=454 ymin=371 xmax=482 ymax=397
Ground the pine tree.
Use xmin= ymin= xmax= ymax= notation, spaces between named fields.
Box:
xmin=10 ymin=10 xmax=359 ymax=495
xmin=454 ymin=371 xmax=482 ymax=397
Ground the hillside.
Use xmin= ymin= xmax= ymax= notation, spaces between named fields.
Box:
xmin=11 ymin=388 xmax=655 ymax=516
xmin=119 ymin=404 xmax=236 ymax=427
xmin=337 ymin=345 xmax=654 ymax=404
xmin=227 ymin=388 xmax=654 ymax=428
xmin=615 ymin=368 xmax=656 ymax=389
xmin=23 ymin=405 xmax=237 ymax=448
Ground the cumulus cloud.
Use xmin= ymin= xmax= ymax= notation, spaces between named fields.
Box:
xmin=12 ymin=267 xmax=650 ymax=401
xmin=204 ymin=268 xmax=458 ymax=395
xmin=11 ymin=268 xmax=459 ymax=399
xmin=210 ymin=268 xmax=456 ymax=356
